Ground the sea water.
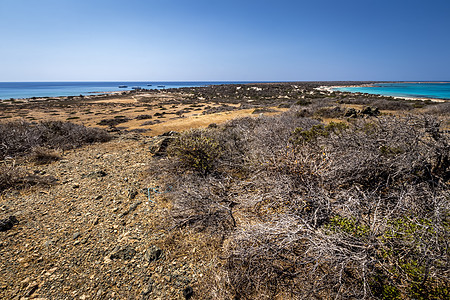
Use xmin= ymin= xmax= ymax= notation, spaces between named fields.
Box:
xmin=333 ymin=82 xmax=450 ymax=100
xmin=0 ymin=81 xmax=256 ymax=100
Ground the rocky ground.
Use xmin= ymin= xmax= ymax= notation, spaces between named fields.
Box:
xmin=0 ymin=132 xmax=201 ymax=299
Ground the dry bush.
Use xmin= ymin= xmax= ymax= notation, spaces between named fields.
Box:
xmin=0 ymin=164 xmax=23 ymax=193
xmin=0 ymin=120 xmax=111 ymax=160
xmin=167 ymin=128 xmax=223 ymax=176
xmin=148 ymin=109 xmax=449 ymax=299
xmin=97 ymin=117 xmax=130 ymax=126
xmin=313 ymin=106 xmax=345 ymax=118
xmin=29 ymin=146 xmax=61 ymax=165
xmin=340 ymin=97 xmax=413 ymax=111
xmin=423 ymin=102 xmax=450 ymax=116
xmin=0 ymin=163 xmax=57 ymax=193
xmin=221 ymin=115 xmax=449 ymax=299
xmin=313 ymin=116 xmax=450 ymax=188
xmin=135 ymin=114 xmax=153 ymax=120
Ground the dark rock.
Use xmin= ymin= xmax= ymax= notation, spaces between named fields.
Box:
xmin=183 ymin=286 xmax=194 ymax=299
xmin=345 ymin=108 xmax=358 ymax=118
xmin=110 ymin=245 xmax=136 ymax=260
xmin=128 ymin=188 xmax=138 ymax=200
xmin=149 ymin=132 xmax=178 ymax=156
xmin=160 ymin=131 xmax=178 ymax=137
xmin=26 ymin=283 xmax=39 ymax=297
xmin=0 ymin=216 xmax=18 ymax=232
xmin=361 ymin=106 xmax=380 ymax=116
xmin=83 ymin=170 xmax=107 ymax=179
xmin=95 ymin=170 xmax=108 ymax=177
xmin=145 ymin=245 xmax=162 ymax=262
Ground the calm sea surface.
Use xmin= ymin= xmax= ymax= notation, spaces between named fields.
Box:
xmin=333 ymin=82 xmax=450 ymax=100
xmin=0 ymin=81 xmax=257 ymax=100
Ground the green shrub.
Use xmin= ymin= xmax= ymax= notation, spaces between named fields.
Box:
xmin=295 ymin=98 xmax=312 ymax=106
xmin=324 ymin=215 xmax=369 ymax=238
xmin=168 ymin=129 xmax=222 ymax=175
xmin=291 ymin=121 xmax=347 ymax=144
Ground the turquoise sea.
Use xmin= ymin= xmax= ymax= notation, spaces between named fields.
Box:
xmin=333 ymin=82 xmax=450 ymax=100
xmin=0 ymin=81 xmax=257 ymax=100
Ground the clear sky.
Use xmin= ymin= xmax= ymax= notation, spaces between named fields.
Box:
xmin=1 ymin=0 xmax=449 ymax=81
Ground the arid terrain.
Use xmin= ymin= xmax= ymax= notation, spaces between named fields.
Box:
xmin=1 ymin=83 xmax=449 ymax=299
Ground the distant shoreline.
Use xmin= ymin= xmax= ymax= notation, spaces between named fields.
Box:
xmin=1 ymin=81 xmax=449 ymax=102
xmin=317 ymin=82 xmax=449 ymax=102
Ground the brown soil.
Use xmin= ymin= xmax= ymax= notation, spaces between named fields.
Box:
xmin=1 ymin=133 xmax=209 ymax=299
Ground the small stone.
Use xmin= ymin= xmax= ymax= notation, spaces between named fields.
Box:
xmin=128 ymin=188 xmax=138 ymax=200
xmin=183 ymin=286 xmax=193 ymax=299
xmin=72 ymin=184 xmax=80 ymax=189
xmin=0 ymin=216 xmax=18 ymax=232
xmin=73 ymin=232 xmax=81 ymax=239
xmin=145 ymin=245 xmax=162 ymax=262
xmin=109 ymin=245 xmax=136 ymax=260
xmin=26 ymin=283 xmax=39 ymax=297
xmin=95 ymin=195 xmax=103 ymax=200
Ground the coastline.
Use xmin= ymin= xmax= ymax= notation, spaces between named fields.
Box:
xmin=316 ymin=84 xmax=448 ymax=102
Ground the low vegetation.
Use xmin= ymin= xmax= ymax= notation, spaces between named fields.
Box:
xmin=148 ymin=106 xmax=449 ymax=299
xmin=1 ymin=83 xmax=449 ymax=298
xmin=0 ymin=120 xmax=111 ymax=160
xmin=0 ymin=120 xmax=110 ymax=192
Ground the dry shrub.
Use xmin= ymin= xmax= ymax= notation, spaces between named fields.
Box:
xmin=423 ymin=102 xmax=450 ymax=116
xmin=0 ymin=120 xmax=111 ymax=160
xmin=340 ymin=97 xmax=413 ymax=111
xmin=97 ymin=117 xmax=130 ymax=126
xmin=311 ymin=116 xmax=450 ymax=189
xmin=221 ymin=115 xmax=449 ymax=299
xmin=148 ymin=109 xmax=449 ymax=299
xmin=0 ymin=163 xmax=57 ymax=193
xmin=135 ymin=114 xmax=153 ymax=120
xmin=0 ymin=164 xmax=23 ymax=193
xmin=29 ymin=147 xmax=61 ymax=165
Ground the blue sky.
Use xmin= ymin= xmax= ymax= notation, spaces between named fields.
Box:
xmin=0 ymin=0 xmax=449 ymax=81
